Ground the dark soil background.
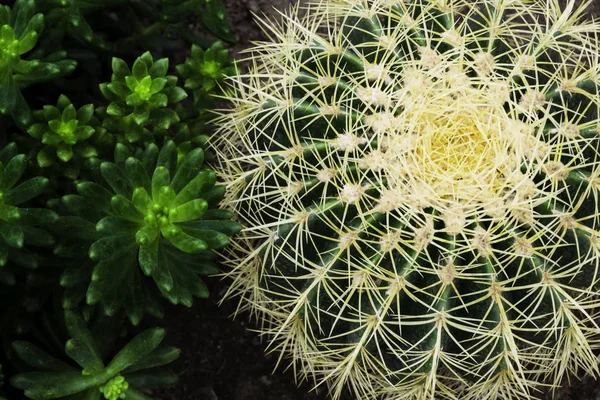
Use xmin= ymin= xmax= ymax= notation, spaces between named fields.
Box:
xmin=155 ymin=1 xmax=600 ymax=400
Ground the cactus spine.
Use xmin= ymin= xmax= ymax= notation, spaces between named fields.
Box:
xmin=214 ymin=0 xmax=600 ymax=398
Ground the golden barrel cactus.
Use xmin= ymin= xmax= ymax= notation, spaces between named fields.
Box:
xmin=213 ymin=0 xmax=600 ymax=398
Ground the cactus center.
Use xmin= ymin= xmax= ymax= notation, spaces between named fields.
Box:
xmin=400 ymin=102 xmax=501 ymax=182
xmin=365 ymin=63 xmax=549 ymax=213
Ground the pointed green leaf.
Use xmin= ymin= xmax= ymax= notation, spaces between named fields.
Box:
xmin=65 ymin=338 xmax=104 ymax=375
xmin=138 ymin=238 xmax=158 ymax=275
xmin=180 ymin=226 xmax=230 ymax=249
xmin=123 ymin=346 xmax=180 ymax=373
xmin=96 ymin=216 xmax=138 ymax=236
xmin=0 ymin=220 xmax=24 ymax=248
xmin=162 ymin=225 xmax=207 ymax=253
xmin=132 ymin=58 xmax=149 ymax=81
xmin=156 ymin=141 xmax=177 ymax=175
xmin=151 ymin=167 xmax=170 ymax=201
xmin=0 ymin=154 xmax=26 ymax=191
xmin=125 ymin=157 xmax=151 ymax=192
xmin=100 ymin=162 xmax=131 ymax=197
xmin=89 ymin=235 xmax=134 ymax=261
xmin=148 ymin=58 xmax=168 ymax=78
xmin=173 ymin=171 xmax=215 ymax=207
xmin=171 ymin=148 xmax=204 ymax=193
xmin=12 ymin=341 xmax=74 ymax=371
xmin=106 ymin=328 xmax=165 ymax=376
xmin=169 ymin=199 xmax=207 ymax=223
xmin=112 ymin=57 xmax=130 ymax=80
xmin=163 ymin=86 xmax=187 ymax=103
xmin=56 ymin=143 xmax=74 ymax=162
xmin=4 ymin=176 xmax=49 ymax=205
xmin=110 ymin=195 xmax=142 ymax=222
xmin=14 ymin=372 xmax=96 ymax=400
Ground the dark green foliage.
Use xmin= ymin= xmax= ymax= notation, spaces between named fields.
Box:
xmin=11 ymin=311 xmax=179 ymax=400
xmin=34 ymin=0 xmax=113 ymax=49
xmin=0 ymin=0 xmax=237 ymax=398
xmin=0 ymin=0 xmax=76 ymax=126
xmin=0 ymin=143 xmax=58 ymax=269
xmin=162 ymin=0 xmax=236 ymax=44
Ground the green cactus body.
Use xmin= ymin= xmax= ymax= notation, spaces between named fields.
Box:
xmin=214 ymin=0 xmax=600 ymax=399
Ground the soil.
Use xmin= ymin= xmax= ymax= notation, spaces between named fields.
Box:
xmin=155 ymin=1 xmax=600 ymax=399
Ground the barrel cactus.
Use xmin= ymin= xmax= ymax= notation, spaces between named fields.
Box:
xmin=213 ymin=0 xmax=600 ymax=398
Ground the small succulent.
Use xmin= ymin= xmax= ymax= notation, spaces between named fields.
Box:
xmin=0 ymin=0 xmax=76 ymax=125
xmin=177 ymin=41 xmax=235 ymax=98
xmin=59 ymin=140 xmax=240 ymax=324
xmin=99 ymin=52 xmax=187 ymax=143
xmin=27 ymin=94 xmax=98 ymax=170
xmin=0 ymin=142 xmax=58 ymax=269
xmin=11 ymin=311 xmax=179 ymax=400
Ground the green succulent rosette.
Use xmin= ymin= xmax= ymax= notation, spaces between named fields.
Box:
xmin=11 ymin=311 xmax=179 ymax=400
xmin=0 ymin=0 xmax=76 ymax=126
xmin=26 ymin=94 xmax=99 ymax=170
xmin=59 ymin=140 xmax=240 ymax=324
xmin=176 ymin=41 xmax=235 ymax=109
xmin=99 ymin=52 xmax=187 ymax=143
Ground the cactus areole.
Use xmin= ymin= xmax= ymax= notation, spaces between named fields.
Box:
xmin=214 ymin=0 xmax=600 ymax=398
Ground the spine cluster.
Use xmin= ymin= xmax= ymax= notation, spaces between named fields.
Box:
xmin=214 ymin=0 xmax=600 ymax=398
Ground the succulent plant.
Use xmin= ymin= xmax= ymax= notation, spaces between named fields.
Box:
xmin=0 ymin=0 xmax=76 ymax=126
xmin=11 ymin=311 xmax=179 ymax=400
xmin=213 ymin=0 xmax=600 ymax=399
xmin=27 ymin=94 xmax=98 ymax=167
xmin=59 ymin=140 xmax=241 ymax=324
xmin=176 ymin=41 xmax=236 ymax=107
xmin=99 ymin=52 xmax=187 ymax=143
